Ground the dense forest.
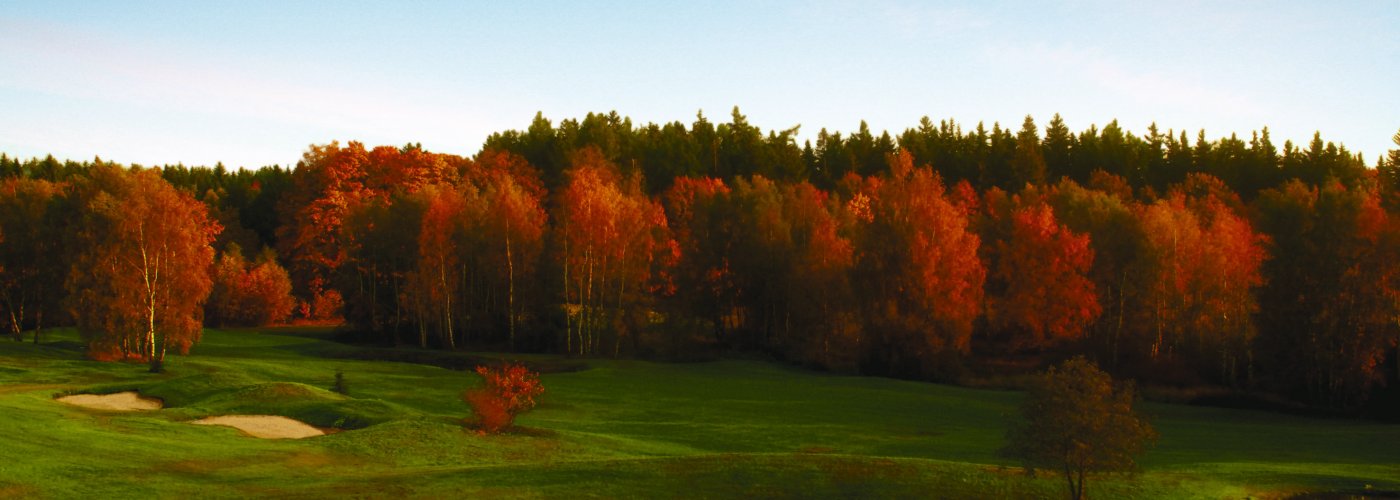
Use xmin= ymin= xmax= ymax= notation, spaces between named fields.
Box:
xmin=3 ymin=109 xmax=1399 ymax=412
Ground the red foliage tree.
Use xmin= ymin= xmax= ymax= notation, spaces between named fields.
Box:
xmin=463 ymin=363 xmax=545 ymax=434
xmin=1044 ymin=179 xmax=1153 ymax=372
xmin=279 ymin=142 xmax=461 ymax=323
xmin=277 ymin=142 xmax=371 ymax=305
xmin=207 ymin=245 xmax=295 ymax=327
xmin=986 ymin=199 xmax=1099 ymax=350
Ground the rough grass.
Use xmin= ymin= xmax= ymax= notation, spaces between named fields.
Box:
xmin=0 ymin=327 xmax=1396 ymax=498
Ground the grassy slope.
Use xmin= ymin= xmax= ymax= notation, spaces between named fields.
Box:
xmin=0 ymin=327 xmax=1395 ymax=498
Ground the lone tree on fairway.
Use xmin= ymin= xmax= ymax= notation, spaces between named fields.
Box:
xmin=1004 ymin=356 xmax=1156 ymax=500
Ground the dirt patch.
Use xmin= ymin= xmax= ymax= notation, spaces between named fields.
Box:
xmin=192 ymin=415 xmax=325 ymax=439
xmin=56 ymin=391 xmax=163 ymax=411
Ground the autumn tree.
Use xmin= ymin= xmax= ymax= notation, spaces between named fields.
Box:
xmin=404 ymin=184 xmax=479 ymax=349
xmin=0 ymin=178 xmax=65 ymax=342
xmin=277 ymin=142 xmax=371 ymax=311
xmin=853 ymin=150 xmax=984 ymax=378
xmin=341 ymin=190 xmax=425 ymax=342
xmin=777 ymin=181 xmax=856 ymax=368
xmin=1044 ymin=179 xmax=1153 ymax=373
xmin=278 ymin=142 xmax=457 ymax=321
xmin=207 ymin=244 xmax=295 ymax=327
xmin=725 ymin=176 xmax=793 ymax=347
xmin=1254 ymin=180 xmax=1400 ymax=406
xmin=553 ymin=147 xmax=670 ymax=356
xmin=663 ymin=176 xmax=737 ymax=346
xmin=983 ymin=195 xmax=1099 ymax=351
xmin=1003 ymin=357 xmax=1156 ymax=500
xmin=474 ymin=151 xmax=547 ymax=350
xmin=66 ymin=165 xmax=219 ymax=370
xmin=1135 ymin=186 xmax=1268 ymax=385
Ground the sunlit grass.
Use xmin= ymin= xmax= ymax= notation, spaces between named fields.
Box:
xmin=0 ymin=327 xmax=1395 ymax=497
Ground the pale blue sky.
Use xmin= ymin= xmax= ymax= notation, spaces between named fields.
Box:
xmin=1 ymin=1 xmax=1395 ymax=169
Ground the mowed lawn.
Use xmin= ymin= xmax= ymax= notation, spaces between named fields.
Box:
xmin=0 ymin=327 xmax=1396 ymax=498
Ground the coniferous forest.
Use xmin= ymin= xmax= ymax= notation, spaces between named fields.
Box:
xmin=4 ymin=109 xmax=1400 ymax=413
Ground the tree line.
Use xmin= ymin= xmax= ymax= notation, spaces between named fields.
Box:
xmin=2 ymin=110 xmax=1398 ymax=409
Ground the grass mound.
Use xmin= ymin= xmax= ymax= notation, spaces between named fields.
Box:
xmin=94 ymin=372 xmax=263 ymax=407
xmin=212 ymin=382 xmax=345 ymax=404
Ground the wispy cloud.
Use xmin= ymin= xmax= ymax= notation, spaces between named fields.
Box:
xmin=0 ymin=18 xmax=492 ymax=163
xmin=983 ymin=42 xmax=1261 ymax=120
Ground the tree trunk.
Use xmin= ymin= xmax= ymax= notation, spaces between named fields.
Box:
xmin=585 ymin=248 xmax=595 ymax=356
xmin=392 ymin=275 xmax=402 ymax=346
xmin=369 ymin=264 xmax=379 ymax=333
xmin=1064 ymin=463 xmax=1075 ymax=500
xmin=563 ymin=232 xmax=571 ymax=356
xmin=5 ymin=295 xmax=21 ymax=341
xmin=506 ymin=219 xmax=516 ymax=351
xmin=33 ymin=290 xmax=43 ymax=345
xmin=439 ymin=257 xmax=454 ymax=350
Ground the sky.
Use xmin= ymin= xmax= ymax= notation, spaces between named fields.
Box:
xmin=1 ymin=1 xmax=1396 ymax=169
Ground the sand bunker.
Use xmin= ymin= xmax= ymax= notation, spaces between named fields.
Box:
xmin=192 ymin=415 xmax=324 ymax=439
xmin=57 ymin=391 xmax=163 ymax=411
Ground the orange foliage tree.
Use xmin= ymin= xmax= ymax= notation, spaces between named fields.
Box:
xmin=553 ymin=147 xmax=670 ymax=356
xmin=66 ymin=165 xmax=219 ymax=369
xmin=853 ymin=150 xmax=984 ymax=377
xmin=1138 ymin=184 xmax=1266 ymax=384
xmin=779 ymin=181 xmax=857 ymax=367
xmin=476 ymin=161 xmax=547 ymax=350
xmin=404 ymin=184 xmax=482 ymax=349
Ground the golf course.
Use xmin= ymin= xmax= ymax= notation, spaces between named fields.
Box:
xmin=0 ymin=326 xmax=1395 ymax=498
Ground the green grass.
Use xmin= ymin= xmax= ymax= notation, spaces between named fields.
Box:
xmin=0 ymin=327 xmax=1396 ymax=498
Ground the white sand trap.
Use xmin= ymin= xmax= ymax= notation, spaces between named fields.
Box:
xmin=57 ymin=391 xmax=163 ymax=411
xmin=192 ymin=415 xmax=324 ymax=439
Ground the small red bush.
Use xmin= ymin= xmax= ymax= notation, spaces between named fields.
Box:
xmin=463 ymin=363 xmax=544 ymax=434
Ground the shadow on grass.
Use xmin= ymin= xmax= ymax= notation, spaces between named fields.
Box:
xmin=288 ymin=342 xmax=589 ymax=374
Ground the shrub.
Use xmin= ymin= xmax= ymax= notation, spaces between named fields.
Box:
xmin=207 ymin=245 xmax=296 ymax=327
xmin=331 ymin=370 xmax=348 ymax=395
xmin=309 ymin=289 xmax=343 ymax=321
xmin=463 ymin=363 xmax=544 ymax=434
